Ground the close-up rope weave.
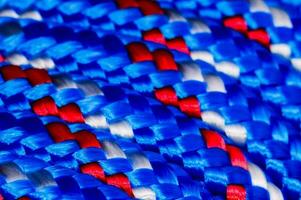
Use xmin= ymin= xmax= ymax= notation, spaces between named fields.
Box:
xmin=0 ymin=0 xmax=300 ymax=199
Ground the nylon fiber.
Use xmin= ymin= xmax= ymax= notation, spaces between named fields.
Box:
xmin=0 ymin=0 xmax=300 ymax=199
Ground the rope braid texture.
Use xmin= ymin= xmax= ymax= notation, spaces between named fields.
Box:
xmin=0 ymin=0 xmax=300 ymax=199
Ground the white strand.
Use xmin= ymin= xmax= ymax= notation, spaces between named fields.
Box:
xmin=76 ymin=81 xmax=103 ymax=96
xmin=133 ymin=187 xmax=156 ymax=200
xmin=269 ymin=7 xmax=293 ymax=28
xmin=20 ymin=11 xmax=42 ymax=21
xmin=0 ymin=9 xmax=19 ymax=18
xmin=249 ymin=0 xmax=269 ymax=12
xmin=270 ymin=44 xmax=291 ymax=58
xmin=0 ymin=163 xmax=27 ymax=182
xmin=52 ymin=75 xmax=77 ymax=89
xmin=204 ymin=75 xmax=226 ymax=93
xmin=201 ymin=111 xmax=225 ymax=130
xmin=291 ymin=58 xmax=301 ymax=72
xmin=127 ymin=153 xmax=153 ymax=170
xmin=248 ymin=162 xmax=268 ymax=189
xmin=189 ymin=19 xmax=211 ymax=33
xmin=180 ymin=62 xmax=204 ymax=82
xmin=6 ymin=54 xmax=29 ymax=65
xmin=85 ymin=115 xmax=109 ymax=129
xmin=166 ymin=10 xmax=187 ymax=22
xmin=215 ymin=61 xmax=240 ymax=78
xmin=191 ymin=51 xmax=215 ymax=65
xmin=225 ymin=124 xmax=247 ymax=145
xmin=101 ymin=141 xmax=126 ymax=159
xmin=267 ymin=182 xmax=284 ymax=200
xmin=109 ymin=120 xmax=134 ymax=138
xmin=30 ymin=57 xmax=55 ymax=69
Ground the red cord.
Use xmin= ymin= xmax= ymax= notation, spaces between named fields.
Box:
xmin=226 ymin=185 xmax=246 ymax=200
xmin=167 ymin=37 xmax=190 ymax=54
xmin=80 ymin=162 xmax=106 ymax=182
xmin=137 ymin=0 xmax=164 ymax=15
xmin=25 ymin=68 xmax=52 ymax=86
xmin=59 ymin=103 xmax=85 ymax=123
xmin=201 ymin=130 xmax=226 ymax=150
xmin=0 ymin=65 xmax=26 ymax=80
xmin=226 ymin=145 xmax=248 ymax=170
xmin=155 ymin=87 xmax=178 ymax=106
xmin=46 ymin=122 xmax=75 ymax=143
xmin=143 ymin=29 xmax=166 ymax=45
xmin=179 ymin=97 xmax=201 ymax=117
xmin=126 ymin=42 xmax=153 ymax=62
xmin=106 ymin=174 xmax=134 ymax=197
xmin=223 ymin=16 xmax=248 ymax=34
xmin=74 ymin=130 xmax=102 ymax=148
xmin=32 ymin=96 xmax=59 ymax=116
xmin=152 ymin=49 xmax=178 ymax=70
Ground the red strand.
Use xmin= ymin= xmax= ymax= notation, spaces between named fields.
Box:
xmin=80 ymin=162 xmax=106 ymax=182
xmin=74 ymin=130 xmax=102 ymax=148
xmin=137 ymin=0 xmax=164 ymax=15
xmin=25 ymin=68 xmax=52 ymax=86
xmin=0 ymin=54 xmax=4 ymax=62
xmin=152 ymin=49 xmax=178 ymax=70
xmin=154 ymin=87 xmax=178 ymax=106
xmin=115 ymin=0 xmax=138 ymax=8
xmin=166 ymin=37 xmax=190 ymax=54
xmin=126 ymin=42 xmax=153 ymax=62
xmin=59 ymin=103 xmax=85 ymax=123
xmin=178 ymin=97 xmax=201 ymax=117
xmin=226 ymin=185 xmax=246 ymax=200
xmin=46 ymin=122 xmax=75 ymax=143
xmin=226 ymin=145 xmax=248 ymax=170
xmin=143 ymin=29 xmax=166 ymax=45
xmin=0 ymin=65 xmax=26 ymax=81
xmin=247 ymin=29 xmax=270 ymax=47
xmin=32 ymin=96 xmax=59 ymax=116
xmin=223 ymin=16 xmax=248 ymax=34
xmin=201 ymin=130 xmax=226 ymax=150
xmin=106 ymin=174 xmax=134 ymax=197
xmin=18 ymin=197 xmax=31 ymax=200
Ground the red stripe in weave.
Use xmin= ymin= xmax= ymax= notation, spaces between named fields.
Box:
xmin=46 ymin=122 xmax=75 ymax=143
xmin=74 ymin=130 xmax=102 ymax=148
xmin=115 ymin=0 xmax=138 ymax=8
xmin=226 ymin=185 xmax=246 ymax=200
xmin=59 ymin=103 xmax=85 ymax=123
xmin=223 ymin=16 xmax=248 ymax=34
xmin=179 ymin=97 xmax=201 ymax=117
xmin=226 ymin=145 xmax=248 ymax=170
xmin=80 ymin=162 xmax=106 ymax=182
xmin=155 ymin=87 xmax=178 ymax=106
xmin=166 ymin=37 xmax=190 ymax=54
xmin=201 ymin=130 xmax=226 ymax=150
xmin=106 ymin=174 xmax=134 ymax=197
xmin=0 ymin=55 xmax=4 ymax=62
xmin=18 ymin=197 xmax=31 ymax=200
xmin=152 ymin=49 xmax=178 ymax=70
xmin=143 ymin=29 xmax=166 ymax=45
xmin=32 ymin=96 xmax=59 ymax=116
xmin=25 ymin=68 xmax=52 ymax=86
xmin=247 ymin=29 xmax=270 ymax=47
xmin=137 ymin=0 xmax=164 ymax=15
xmin=126 ymin=42 xmax=153 ymax=62
xmin=0 ymin=65 xmax=26 ymax=80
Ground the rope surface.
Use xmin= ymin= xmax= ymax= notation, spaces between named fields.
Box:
xmin=0 ymin=0 xmax=300 ymax=199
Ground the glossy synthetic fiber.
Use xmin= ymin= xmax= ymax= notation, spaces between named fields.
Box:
xmin=0 ymin=0 xmax=300 ymax=199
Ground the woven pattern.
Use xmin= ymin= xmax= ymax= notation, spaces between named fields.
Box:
xmin=0 ymin=0 xmax=300 ymax=199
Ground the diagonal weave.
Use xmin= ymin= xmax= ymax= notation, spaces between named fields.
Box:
xmin=0 ymin=0 xmax=300 ymax=199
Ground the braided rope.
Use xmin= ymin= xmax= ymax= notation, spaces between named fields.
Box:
xmin=0 ymin=0 xmax=300 ymax=199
